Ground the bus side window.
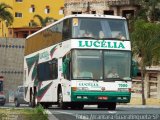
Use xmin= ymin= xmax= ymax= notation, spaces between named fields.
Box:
xmin=49 ymin=59 xmax=58 ymax=79
xmin=62 ymin=19 xmax=72 ymax=40
xmin=37 ymin=59 xmax=58 ymax=81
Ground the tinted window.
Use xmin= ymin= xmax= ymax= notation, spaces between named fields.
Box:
xmin=37 ymin=59 xmax=58 ymax=81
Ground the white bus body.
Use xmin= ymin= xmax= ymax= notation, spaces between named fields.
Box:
xmin=24 ymin=14 xmax=132 ymax=110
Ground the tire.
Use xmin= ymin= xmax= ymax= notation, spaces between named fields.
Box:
xmin=98 ymin=103 xmax=107 ymax=108
xmin=58 ymin=89 xmax=67 ymax=109
xmin=108 ymin=102 xmax=116 ymax=110
xmin=41 ymin=103 xmax=49 ymax=109
xmin=77 ymin=104 xmax=84 ymax=109
xmin=29 ymin=91 xmax=35 ymax=108
xmin=15 ymin=99 xmax=20 ymax=107
xmin=71 ymin=104 xmax=84 ymax=110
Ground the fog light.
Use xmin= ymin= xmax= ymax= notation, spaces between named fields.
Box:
xmin=117 ymin=97 xmax=121 ymax=100
xmin=123 ymin=97 xmax=127 ymax=100
xmin=77 ymin=96 xmax=82 ymax=99
xmin=83 ymin=96 xmax=88 ymax=99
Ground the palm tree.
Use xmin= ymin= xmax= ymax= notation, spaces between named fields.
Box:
xmin=0 ymin=3 xmax=14 ymax=26
xmin=33 ymin=14 xmax=55 ymax=27
xmin=131 ymin=20 xmax=160 ymax=105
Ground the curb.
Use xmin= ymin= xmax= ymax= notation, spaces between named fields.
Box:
xmin=45 ymin=110 xmax=59 ymax=120
xmin=117 ymin=105 xmax=160 ymax=108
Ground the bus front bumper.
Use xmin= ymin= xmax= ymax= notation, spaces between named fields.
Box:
xmin=71 ymin=91 xmax=131 ymax=103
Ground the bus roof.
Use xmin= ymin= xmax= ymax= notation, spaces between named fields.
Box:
xmin=26 ymin=14 xmax=126 ymax=39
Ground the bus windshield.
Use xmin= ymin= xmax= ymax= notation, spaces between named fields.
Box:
xmin=72 ymin=18 xmax=129 ymax=40
xmin=104 ymin=51 xmax=131 ymax=80
xmin=72 ymin=50 xmax=131 ymax=80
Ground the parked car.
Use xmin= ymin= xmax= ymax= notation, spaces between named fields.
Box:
xmin=14 ymin=86 xmax=28 ymax=107
xmin=0 ymin=94 xmax=6 ymax=106
xmin=0 ymin=76 xmax=6 ymax=106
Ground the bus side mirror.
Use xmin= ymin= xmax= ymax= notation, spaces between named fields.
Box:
xmin=131 ymin=60 xmax=138 ymax=77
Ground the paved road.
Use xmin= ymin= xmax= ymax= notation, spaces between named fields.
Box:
xmin=0 ymin=102 xmax=29 ymax=109
xmin=47 ymin=105 xmax=160 ymax=120
xmin=1 ymin=103 xmax=160 ymax=120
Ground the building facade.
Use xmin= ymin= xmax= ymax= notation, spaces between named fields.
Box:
xmin=0 ymin=38 xmax=25 ymax=102
xmin=0 ymin=0 xmax=64 ymax=38
xmin=64 ymin=0 xmax=140 ymax=18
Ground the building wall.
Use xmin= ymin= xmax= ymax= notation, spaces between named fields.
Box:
xmin=0 ymin=38 xmax=25 ymax=102
xmin=64 ymin=0 xmax=139 ymax=17
xmin=0 ymin=0 xmax=64 ymax=37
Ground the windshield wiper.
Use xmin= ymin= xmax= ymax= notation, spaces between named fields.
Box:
xmin=104 ymin=77 xmax=130 ymax=82
xmin=98 ymin=38 xmax=126 ymax=41
xmin=72 ymin=37 xmax=96 ymax=39
xmin=76 ymin=77 xmax=93 ymax=79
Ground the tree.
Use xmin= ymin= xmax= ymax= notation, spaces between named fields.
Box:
xmin=33 ymin=15 xmax=56 ymax=27
xmin=136 ymin=0 xmax=160 ymax=22
xmin=0 ymin=3 xmax=13 ymax=26
xmin=131 ymin=20 xmax=160 ymax=105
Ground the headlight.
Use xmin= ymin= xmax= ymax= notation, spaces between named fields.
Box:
xmin=118 ymin=88 xmax=129 ymax=92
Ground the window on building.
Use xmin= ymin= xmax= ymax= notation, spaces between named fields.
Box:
xmin=45 ymin=6 xmax=50 ymax=14
xmin=29 ymin=5 xmax=35 ymax=13
xmin=91 ymin=11 xmax=96 ymax=14
xmin=15 ymin=12 xmax=22 ymax=18
xmin=16 ymin=0 xmax=23 ymax=2
xmin=59 ymin=7 xmax=64 ymax=15
xmin=104 ymin=10 xmax=114 ymax=15
xmin=122 ymin=10 xmax=134 ymax=18
xmin=72 ymin=11 xmax=82 ymax=14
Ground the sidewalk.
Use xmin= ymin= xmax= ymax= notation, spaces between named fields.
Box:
xmin=128 ymin=97 xmax=160 ymax=106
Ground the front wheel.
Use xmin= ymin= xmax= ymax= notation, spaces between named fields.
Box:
xmin=58 ymin=89 xmax=67 ymax=109
xmin=71 ymin=104 xmax=84 ymax=110
xmin=29 ymin=91 xmax=35 ymax=108
xmin=107 ymin=102 xmax=116 ymax=110
xmin=97 ymin=103 xmax=107 ymax=108
xmin=15 ymin=99 xmax=20 ymax=107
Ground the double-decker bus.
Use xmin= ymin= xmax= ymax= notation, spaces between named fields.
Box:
xmin=24 ymin=14 xmax=132 ymax=110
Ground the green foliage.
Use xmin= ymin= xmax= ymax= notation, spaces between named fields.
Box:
xmin=33 ymin=14 xmax=54 ymax=27
xmin=131 ymin=20 xmax=160 ymax=66
xmin=0 ymin=3 xmax=14 ymax=26
xmin=0 ymin=107 xmax=48 ymax=120
xmin=34 ymin=105 xmax=48 ymax=119
xmin=23 ymin=105 xmax=48 ymax=120
xmin=137 ymin=0 xmax=160 ymax=22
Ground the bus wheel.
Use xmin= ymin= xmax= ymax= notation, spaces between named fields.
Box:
xmin=29 ymin=91 xmax=35 ymax=108
xmin=15 ymin=99 xmax=20 ymax=107
xmin=97 ymin=103 xmax=107 ymax=108
xmin=108 ymin=102 xmax=116 ymax=110
xmin=71 ymin=104 xmax=84 ymax=110
xmin=78 ymin=104 xmax=84 ymax=109
xmin=40 ymin=103 xmax=49 ymax=109
xmin=58 ymin=90 xmax=67 ymax=109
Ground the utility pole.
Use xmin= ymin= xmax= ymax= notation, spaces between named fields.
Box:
xmin=86 ymin=2 xmax=90 ymax=14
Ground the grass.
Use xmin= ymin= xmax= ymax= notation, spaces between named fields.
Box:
xmin=0 ymin=105 xmax=48 ymax=120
